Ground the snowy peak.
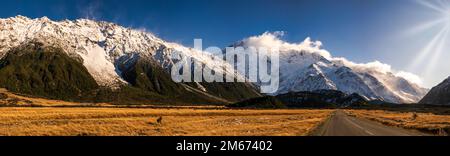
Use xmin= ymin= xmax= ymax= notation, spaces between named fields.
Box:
xmin=0 ymin=15 xmax=262 ymax=104
xmin=282 ymin=63 xmax=337 ymax=93
xmin=0 ymin=16 xmax=162 ymax=87
xmin=0 ymin=16 xmax=236 ymax=88
xmin=237 ymin=32 xmax=428 ymax=103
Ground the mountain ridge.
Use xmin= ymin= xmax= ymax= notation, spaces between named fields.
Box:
xmin=228 ymin=89 xmax=370 ymax=109
xmin=0 ymin=15 xmax=428 ymax=104
xmin=0 ymin=15 xmax=260 ymax=104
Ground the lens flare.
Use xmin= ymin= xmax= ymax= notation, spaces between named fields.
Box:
xmin=408 ymin=0 xmax=450 ymax=81
xmin=447 ymin=10 xmax=450 ymax=23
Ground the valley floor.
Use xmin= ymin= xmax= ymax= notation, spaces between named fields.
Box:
xmin=0 ymin=107 xmax=332 ymax=136
xmin=2 ymin=88 xmax=450 ymax=136
xmin=0 ymin=106 xmax=449 ymax=136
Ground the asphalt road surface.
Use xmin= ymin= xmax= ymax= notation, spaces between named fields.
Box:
xmin=315 ymin=110 xmax=427 ymax=136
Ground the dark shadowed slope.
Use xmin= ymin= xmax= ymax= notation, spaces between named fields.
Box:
xmin=420 ymin=77 xmax=450 ymax=105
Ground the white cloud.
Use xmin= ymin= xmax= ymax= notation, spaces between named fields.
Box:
xmin=241 ymin=31 xmax=424 ymax=86
xmin=395 ymin=71 xmax=424 ymax=85
xmin=337 ymin=58 xmax=423 ymax=85
xmin=334 ymin=58 xmax=393 ymax=74
xmin=242 ymin=31 xmax=332 ymax=59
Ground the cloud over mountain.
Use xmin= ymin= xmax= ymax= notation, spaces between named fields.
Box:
xmin=238 ymin=32 xmax=428 ymax=103
xmin=242 ymin=31 xmax=424 ymax=86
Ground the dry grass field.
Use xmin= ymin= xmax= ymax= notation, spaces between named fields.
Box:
xmin=0 ymin=88 xmax=96 ymax=107
xmin=345 ymin=109 xmax=450 ymax=135
xmin=0 ymin=107 xmax=333 ymax=136
xmin=0 ymin=88 xmax=332 ymax=136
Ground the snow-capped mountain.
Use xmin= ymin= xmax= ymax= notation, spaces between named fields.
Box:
xmin=0 ymin=15 xmax=236 ymax=88
xmin=0 ymin=16 xmax=259 ymax=104
xmin=0 ymin=16 xmax=428 ymax=104
xmin=420 ymin=77 xmax=450 ymax=105
xmin=236 ymin=32 xmax=428 ymax=103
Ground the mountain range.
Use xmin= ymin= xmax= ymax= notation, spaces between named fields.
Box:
xmin=229 ymin=89 xmax=370 ymax=109
xmin=0 ymin=16 xmax=431 ymax=105
xmin=0 ymin=16 xmax=260 ymax=104
xmin=233 ymin=32 xmax=428 ymax=103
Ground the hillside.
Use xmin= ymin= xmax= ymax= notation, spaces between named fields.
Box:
xmin=420 ymin=77 xmax=450 ymax=105
xmin=228 ymin=90 xmax=369 ymax=108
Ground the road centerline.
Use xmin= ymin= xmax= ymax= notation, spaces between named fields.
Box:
xmin=344 ymin=116 xmax=375 ymax=135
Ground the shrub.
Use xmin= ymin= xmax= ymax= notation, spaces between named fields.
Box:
xmin=411 ymin=112 xmax=418 ymax=120
xmin=0 ymin=93 xmax=7 ymax=100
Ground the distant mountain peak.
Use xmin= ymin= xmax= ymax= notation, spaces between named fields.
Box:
xmin=236 ymin=32 xmax=428 ymax=103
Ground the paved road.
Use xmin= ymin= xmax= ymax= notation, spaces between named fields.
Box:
xmin=315 ymin=110 xmax=427 ymax=136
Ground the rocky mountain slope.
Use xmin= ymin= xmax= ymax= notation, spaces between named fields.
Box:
xmin=420 ymin=77 xmax=450 ymax=105
xmin=228 ymin=90 xmax=369 ymax=108
xmin=0 ymin=16 xmax=260 ymax=104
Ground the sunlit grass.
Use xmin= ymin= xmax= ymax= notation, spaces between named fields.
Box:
xmin=345 ymin=109 xmax=450 ymax=135
xmin=0 ymin=107 xmax=333 ymax=136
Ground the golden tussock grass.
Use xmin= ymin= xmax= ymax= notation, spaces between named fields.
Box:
xmin=0 ymin=107 xmax=333 ymax=136
xmin=0 ymin=88 xmax=96 ymax=106
xmin=345 ymin=109 xmax=450 ymax=135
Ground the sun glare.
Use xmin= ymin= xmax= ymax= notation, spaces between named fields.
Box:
xmin=447 ymin=10 xmax=450 ymax=23
xmin=408 ymin=0 xmax=450 ymax=79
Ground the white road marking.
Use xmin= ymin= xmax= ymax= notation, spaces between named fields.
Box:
xmin=345 ymin=117 xmax=375 ymax=136
xmin=364 ymin=129 xmax=375 ymax=135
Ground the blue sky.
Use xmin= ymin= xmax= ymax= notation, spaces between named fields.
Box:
xmin=1 ymin=0 xmax=450 ymax=88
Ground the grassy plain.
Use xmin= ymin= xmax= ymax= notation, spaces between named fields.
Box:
xmin=0 ymin=107 xmax=332 ymax=136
